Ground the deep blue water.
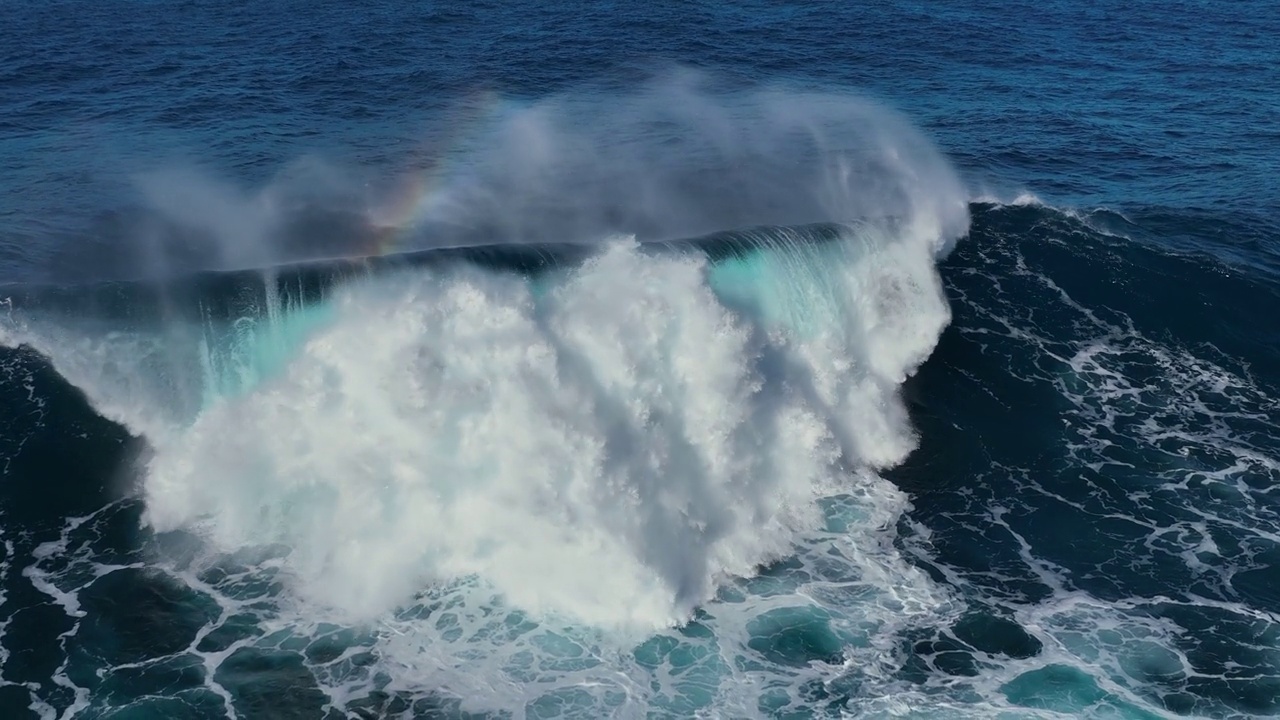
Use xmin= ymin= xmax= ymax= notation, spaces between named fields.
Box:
xmin=2 ymin=1 xmax=1278 ymax=718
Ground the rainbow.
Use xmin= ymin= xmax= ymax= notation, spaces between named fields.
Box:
xmin=362 ymin=89 xmax=508 ymax=258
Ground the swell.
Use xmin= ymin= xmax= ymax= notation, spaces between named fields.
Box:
xmin=965 ymin=200 xmax=1280 ymax=392
xmin=891 ymin=199 xmax=1280 ymax=717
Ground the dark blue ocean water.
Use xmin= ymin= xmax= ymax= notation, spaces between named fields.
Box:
xmin=2 ymin=1 xmax=1278 ymax=718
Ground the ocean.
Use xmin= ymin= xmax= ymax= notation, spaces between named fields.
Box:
xmin=1 ymin=1 xmax=1278 ymax=718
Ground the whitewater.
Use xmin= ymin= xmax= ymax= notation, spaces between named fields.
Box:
xmin=0 ymin=86 xmax=977 ymax=716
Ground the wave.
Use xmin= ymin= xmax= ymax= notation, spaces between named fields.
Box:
xmin=0 ymin=83 xmax=968 ymax=640
xmin=14 ymin=195 xmax=1280 ymax=717
xmin=1 ymin=227 xmax=953 ymax=629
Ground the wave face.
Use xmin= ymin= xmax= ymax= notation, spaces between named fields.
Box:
xmin=0 ymin=87 xmax=970 ymax=716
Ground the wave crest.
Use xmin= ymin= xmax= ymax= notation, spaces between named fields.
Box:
xmin=2 ymin=81 xmax=967 ymax=634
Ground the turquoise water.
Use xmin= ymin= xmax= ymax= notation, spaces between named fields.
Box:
xmin=1 ymin=1 xmax=1278 ymax=718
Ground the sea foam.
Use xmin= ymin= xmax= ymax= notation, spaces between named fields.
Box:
xmin=1 ymin=81 xmax=968 ymax=638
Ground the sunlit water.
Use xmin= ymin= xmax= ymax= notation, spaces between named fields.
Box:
xmin=1 ymin=2 xmax=1277 ymax=718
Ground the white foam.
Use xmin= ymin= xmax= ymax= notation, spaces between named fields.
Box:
xmin=0 ymin=81 xmax=973 ymax=714
xmin=127 ymin=229 xmax=948 ymax=633
xmin=4 ymin=218 xmax=969 ymax=714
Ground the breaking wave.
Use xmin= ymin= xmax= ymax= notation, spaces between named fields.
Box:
xmin=0 ymin=82 xmax=970 ymax=714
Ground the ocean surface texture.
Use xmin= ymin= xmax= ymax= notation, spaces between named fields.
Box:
xmin=2 ymin=1 xmax=1278 ymax=718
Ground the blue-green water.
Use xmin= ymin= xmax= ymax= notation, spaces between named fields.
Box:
xmin=1 ymin=2 xmax=1278 ymax=718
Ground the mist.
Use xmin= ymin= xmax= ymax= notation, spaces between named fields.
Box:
xmin=45 ymin=72 xmax=968 ymax=281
